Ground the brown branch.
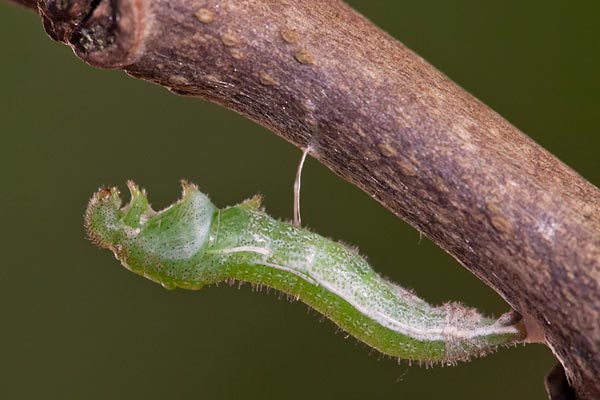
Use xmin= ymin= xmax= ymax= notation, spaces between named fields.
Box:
xmin=13 ymin=0 xmax=600 ymax=397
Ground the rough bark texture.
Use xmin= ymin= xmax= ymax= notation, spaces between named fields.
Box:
xmin=10 ymin=0 xmax=600 ymax=398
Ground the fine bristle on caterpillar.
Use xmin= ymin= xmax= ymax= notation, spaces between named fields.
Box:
xmin=85 ymin=180 xmax=527 ymax=363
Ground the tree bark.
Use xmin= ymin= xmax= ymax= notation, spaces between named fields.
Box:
xmin=10 ymin=0 xmax=600 ymax=398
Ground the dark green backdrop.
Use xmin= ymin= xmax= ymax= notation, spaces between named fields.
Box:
xmin=1 ymin=1 xmax=598 ymax=399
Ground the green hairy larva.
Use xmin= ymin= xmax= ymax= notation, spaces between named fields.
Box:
xmin=85 ymin=181 xmax=527 ymax=363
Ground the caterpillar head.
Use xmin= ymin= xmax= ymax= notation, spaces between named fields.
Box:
xmin=85 ymin=185 xmax=128 ymax=249
xmin=85 ymin=180 xmax=216 ymax=287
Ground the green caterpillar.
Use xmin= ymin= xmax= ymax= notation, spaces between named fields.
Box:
xmin=85 ymin=180 xmax=527 ymax=363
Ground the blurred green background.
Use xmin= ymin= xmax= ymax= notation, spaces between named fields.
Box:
xmin=1 ymin=1 xmax=598 ymax=399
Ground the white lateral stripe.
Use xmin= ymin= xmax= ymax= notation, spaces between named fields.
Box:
xmin=261 ymin=262 xmax=318 ymax=286
xmin=374 ymin=309 xmax=518 ymax=341
xmin=374 ymin=311 xmax=492 ymax=341
xmin=320 ymin=282 xmax=518 ymax=342
xmin=212 ymin=247 xmax=518 ymax=343
xmin=210 ymin=246 xmax=273 ymax=257
xmin=210 ymin=246 xmax=317 ymax=285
